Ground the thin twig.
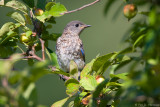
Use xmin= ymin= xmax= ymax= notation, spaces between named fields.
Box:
xmin=39 ymin=38 xmax=45 ymax=60
xmin=61 ymin=0 xmax=100 ymax=15
xmin=50 ymin=66 xmax=70 ymax=81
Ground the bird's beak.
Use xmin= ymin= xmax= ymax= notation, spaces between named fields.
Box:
xmin=85 ymin=25 xmax=91 ymax=28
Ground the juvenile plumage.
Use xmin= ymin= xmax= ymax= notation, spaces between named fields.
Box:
xmin=56 ymin=21 xmax=91 ymax=74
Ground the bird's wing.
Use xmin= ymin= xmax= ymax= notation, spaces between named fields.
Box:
xmin=80 ymin=44 xmax=85 ymax=62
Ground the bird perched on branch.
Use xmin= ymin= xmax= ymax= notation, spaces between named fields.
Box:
xmin=56 ymin=20 xmax=91 ymax=77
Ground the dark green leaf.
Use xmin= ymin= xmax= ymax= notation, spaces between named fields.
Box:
xmin=90 ymin=79 xmax=109 ymax=107
xmin=22 ymin=0 xmax=34 ymax=8
xmin=93 ymin=53 xmax=116 ymax=72
xmin=0 ymin=45 xmax=16 ymax=58
xmin=80 ymin=75 xmax=97 ymax=91
xmin=37 ymin=0 xmax=46 ymax=10
xmin=74 ymin=92 xmax=88 ymax=106
xmin=6 ymin=1 xmax=28 ymax=14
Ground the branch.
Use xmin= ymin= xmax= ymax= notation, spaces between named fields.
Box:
xmin=61 ymin=0 xmax=100 ymax=15
xmin=39 ymin=38 xmax=45 ymax=60
xmin=50 ymin=66 xmax=70 ymax=81
xmin=30 ymin=10 xmax=45 ymax=60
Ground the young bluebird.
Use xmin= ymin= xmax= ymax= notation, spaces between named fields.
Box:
xmin=56 ymin=20 xmax=91 ymax=75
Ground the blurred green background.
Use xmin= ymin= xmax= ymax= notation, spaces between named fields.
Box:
xmin=0 ymin=0 xmax=146 ymax=106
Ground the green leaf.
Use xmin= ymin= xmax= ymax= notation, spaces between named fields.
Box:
xmin=0 ymin=22 xmax=14 ymax=37
xmin=80 ymin=59 xmax=95 ymax=79
xmin=70 ymin=60 xmax=78 ymax=76
xmin=110 ymin=73 xmax=128 ymax=81
xmin=0 ymin=45 xmax=16 ymax=58
xmin=90 ymin=79 xmax=109 ymax=107
xmin=80 ymin=75 xmax=97 ymax=91
xmin=7 ymin=12 xmax=25 ymax=26
xmin=74 ymin=92 xmax=88 ymax=106
xmin=6 ymin=0 xmax=28 ymax=14
xmin=37 ymin=0 xmax=46 ymax=10
xmin=22 ymin=0 xmax=34 ymax=8
xmin=49 ymin=3 xmax=67 ymax=17
xmin=45 ymin=48 xmax=59 ymax=67
xmin=133 ymin=34 xmax=145 ymax=50
xmin=51 ymin=68 xmax=70 ymax=77
xmin=107 ymin=82 xmax=123 ymax=87
xmin=65 ymin=79 xmax=79 ymax=96
xmin=45 ymin=2 xmax=56 ymax=11
xmin=92 ymin=53 xmax=116 ymax=74
xmin=68 ymin=101 xmax=74 ymax=107
xmin=51 ymin=97 xmax=70 ymax=107
xmin=30 ymin=61 xmax=49 ymax=82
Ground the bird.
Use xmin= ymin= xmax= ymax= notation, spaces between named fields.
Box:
xmin=56 ymin=20 xmax=91 ymax=79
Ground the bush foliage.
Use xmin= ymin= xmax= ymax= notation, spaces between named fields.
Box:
xmin=0 ymin=0 xmax=160 ymax=107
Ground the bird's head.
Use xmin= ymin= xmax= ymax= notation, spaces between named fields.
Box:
xmin=64 ymin=20 xmax=91 ymax=35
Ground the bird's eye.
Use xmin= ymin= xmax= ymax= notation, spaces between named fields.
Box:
xmin=75 ymin=24 xmax=79 ymax=27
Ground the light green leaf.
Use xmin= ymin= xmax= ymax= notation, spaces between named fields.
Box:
xmin=51 ymin=97 xmax=70 ymax=107
xmin=80 ymin=59 xmax=95 ymax=79
xmin=65 ymin=79 xmax=79 ymax=96
xmin=80 ymin=75 xmax=97 ymax=91
xmin=133 ymin=34 xmax=145 ymax=50
xmin=45 ymin=2 xmax=56 ymax=11
xmin=7 ymin=12 xmax=25 ymax=26
xmin=0 ymin=22 xmax=14 ymax=37
xmin=49 ymin=3 xmax=67 ymax=17
xmin=70 ymin=60 xmax=78 ymax=76
xmin=110 ymin=73 xmax=128 ymax=81
xmin=6 ymin=0 xmax=28 ymax=14
xmin=51 ymin=68 xmax=70 ymax=77
xmin=107 ymin=82 xmax=123 ymax=87
xmin=45 ymin=48 xmax=59 ymax=67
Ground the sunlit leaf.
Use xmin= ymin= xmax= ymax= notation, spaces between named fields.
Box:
xmin=70 ymin=60 xmax=78 ymax=76
xmin=49 ymin=3 xmax=67 ymax=17
xmin=51 ymin=97 xmax=70 ymax=107
xmin=45 ymin=48 xmax=59 ymax=67
xmin=80 ymin=59 xmax=95 ymax=79
xmin=45 ymin=2 xmax=56 ymax=11
xmin=0 ymin=22 xmax=14 ymax=37
xmin=110 ymin=73 xmax=128 ymax=81
xmin=7 ymin=12 xmax=25 ymax=26
xmin=65 ymin=79 xmax=79 ymax=96
xmin=80 ymin=75 xmax=97 ymax=91
xmin=6 ymin=0 xmax=28 ymax=14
